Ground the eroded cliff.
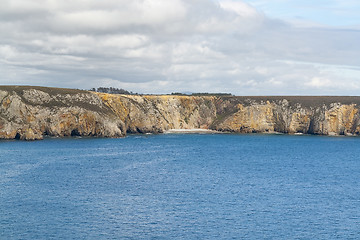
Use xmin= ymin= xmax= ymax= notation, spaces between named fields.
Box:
xmin=210 ymin=96 xmax=360 ymax=135
xmin=96 ymin=93 xmax=217 ymax=133
xmin=0 ymin=86 xmax=124 ymax=140
xmin=1 ymin=86 xmax=360 ymax=140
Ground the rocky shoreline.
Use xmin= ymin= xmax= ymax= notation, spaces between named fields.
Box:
xmin=1 ymin=86 xmax=360 ymax=140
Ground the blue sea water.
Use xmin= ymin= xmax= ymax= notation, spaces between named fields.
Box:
xmin=1 ymin=134 xmax=360 ymax=239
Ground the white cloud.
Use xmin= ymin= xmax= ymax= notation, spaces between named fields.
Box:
xmin=0 ymin=45 xmax=18 ymax=59
xmin=219 ymin=0 xmax=260 ymax=18
xmin=0 ymin=0 xmax=359 ymax=95
xmin=305 ymin=77 xmax=332 ymax=88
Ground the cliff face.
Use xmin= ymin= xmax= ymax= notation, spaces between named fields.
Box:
xmin=211 ymin=97 xmax=360 ymax=135
xmin=1 ymin=86 xmax=360 ymax=140
xmin=96 ymin=93 xmax=217 ymax=133
xmin=0 ymin=86 xmax=124 ymax=140
xmin=96 ymin=93 xmax=360 ymax=136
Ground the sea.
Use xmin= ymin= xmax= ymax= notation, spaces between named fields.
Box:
xmin=1 ymin=133 xmax=360 ymax=239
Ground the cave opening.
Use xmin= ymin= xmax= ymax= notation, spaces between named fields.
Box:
xmin=71 ymin=129 xmax=80 ymax=136
xmin=14 ymin=133 xmax=21 ymax=140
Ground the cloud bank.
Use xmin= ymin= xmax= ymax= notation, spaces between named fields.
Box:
xmin=0 ymin=0 xmax=359 ymax=95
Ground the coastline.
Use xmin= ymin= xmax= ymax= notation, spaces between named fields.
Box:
xmin=164 ymin=129 xmax=220 ymax=134
xmin=2 ymin=86 xmax=360 ymax=140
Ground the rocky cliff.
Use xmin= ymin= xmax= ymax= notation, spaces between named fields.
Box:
xmin=95 ymin=93 xmax=217 ymax=133
xmin=0 ymin=86 xmax=124 ymax=140
xmin=1 ymin=86 xmax=360 ymax=140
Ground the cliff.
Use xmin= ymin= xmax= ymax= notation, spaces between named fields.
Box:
xmin=1 ymin=86 xmax=360 ymax=140
xmin=0 ymin=86 xmax=124 ymax=140
xmin=95 ymin=93 xmax=217 ymax=133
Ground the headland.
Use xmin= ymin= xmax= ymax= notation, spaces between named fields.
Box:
xmin=1 ymin=86 xmax=360 ymax=140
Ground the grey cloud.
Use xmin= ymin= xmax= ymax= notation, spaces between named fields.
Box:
xmin=0 ymin=0 xmax=359 ymax=95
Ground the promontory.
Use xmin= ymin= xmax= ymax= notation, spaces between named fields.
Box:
xmin=1 ymin=86 xmax=360 ymax=140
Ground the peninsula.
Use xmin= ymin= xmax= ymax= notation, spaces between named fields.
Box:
xmin=1 ymin=86 xmax=360 ymax=140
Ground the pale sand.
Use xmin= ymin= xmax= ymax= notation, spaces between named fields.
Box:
xmin=164 ymin=129 xmax=219 ymax=134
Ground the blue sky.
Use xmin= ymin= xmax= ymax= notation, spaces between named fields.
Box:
xmin=0 ymin=0 xmax=359 ymax=95
xmin=243 ymin=0 xmax=360 ymax=26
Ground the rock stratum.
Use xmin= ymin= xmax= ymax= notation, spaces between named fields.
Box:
xmin=1 ymin=86 xmax=360 ymax=140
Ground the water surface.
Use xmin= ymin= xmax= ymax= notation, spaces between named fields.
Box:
xmin=1 ymin=134 xmax=360 ymax=239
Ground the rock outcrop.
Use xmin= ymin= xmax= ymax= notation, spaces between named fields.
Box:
xmin=96 ymin=93 xmax=217 ymax=133
xmin=95 ymin=94 xmax=360 ymax=136
xmin=210 ymin=96 xmax=360 ymax=135
xmin=0 ymin=86 xmax=124 ymax=140
xmin=2 ymin=86 xmax=360 ymax=140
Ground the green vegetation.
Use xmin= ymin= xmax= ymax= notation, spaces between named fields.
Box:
xmin=0 ymin=85 xmax=87 ymax=96
xmin=0 ymin=85 xmax=113 ymax=114
xmin=90 ymin=87 xmax=137 ymax=95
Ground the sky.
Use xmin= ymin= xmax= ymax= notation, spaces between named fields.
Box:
xmin=0 ymin=0 xmax=359 ymax=95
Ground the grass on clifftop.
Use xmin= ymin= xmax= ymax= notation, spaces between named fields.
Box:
xmin=0 ymin=85 xmax=115 ymax=115
xmin=1 ymin=86 xmax=360 ymax=108
xmin=229 ymin=96 xmax=360 ymax=108
xmin=0 ymin=86 xmax=88 ymax=96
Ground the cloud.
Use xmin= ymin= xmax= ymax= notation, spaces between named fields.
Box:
xmin=219 ymin=0 xmax=260 ymax=18
xmin=0 ymin=0 xmax=359 ymax=95
xmin=305 ymin=77 xmax=332 ymax=88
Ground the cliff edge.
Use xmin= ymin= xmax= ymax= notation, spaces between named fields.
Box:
xmin=1 ymin=86 xmax=360 ymax=140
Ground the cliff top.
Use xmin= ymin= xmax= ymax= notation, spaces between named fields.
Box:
xmin=0 ymin=85 xmax=88 ymax=95
xmin=1 ymin=86 xmax=360 ymax=108
xmin=0 ymin=85 xmax=112 ymax=114
xmin=218 ymin=96 xmax=360 ymax=108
